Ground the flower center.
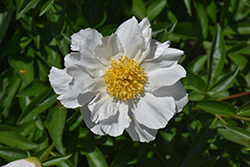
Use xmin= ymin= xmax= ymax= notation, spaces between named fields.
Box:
xmin=104 ymin=56 xmax=147 ymax=101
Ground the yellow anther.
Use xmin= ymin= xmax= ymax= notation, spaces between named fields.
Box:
xmin=104 ymin=56 xmax=147 ymax=101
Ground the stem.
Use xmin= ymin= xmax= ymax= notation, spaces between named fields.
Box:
xmin=217 ymin=91 xmax=250 ymax=101
xmin=216 ymin=115 xmax=228 ymax=125
xmin=234 ymin=115 xmax=250 ymax=122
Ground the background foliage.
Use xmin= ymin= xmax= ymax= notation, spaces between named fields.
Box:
xmin=1 ymin=0 xmax=250 ymax=166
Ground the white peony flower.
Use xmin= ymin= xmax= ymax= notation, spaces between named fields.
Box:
xmin=49 ymin=17 xmax=188 ymax=142
xmin=2 ymin=157 xmax=41 ymax=167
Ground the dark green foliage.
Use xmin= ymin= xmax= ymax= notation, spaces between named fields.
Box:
xmin=0 ymin=0 xmax=250 ymax=166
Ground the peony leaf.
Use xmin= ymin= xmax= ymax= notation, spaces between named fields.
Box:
xmin=147 ymin=0 xmax=167 ymax=21
xmin=183 ymin=0 xmax=192 ymax=16
xmin=237 ymin=101 xmax=250 ymax=117
xmin=208 ymin=68 xmax=239 ymax=95
xmin=194 ymin=1 xmax=208 ymax=40
xmin=42 ymin=154 xmax=72 ymax=166
xmin=0 ymin=125 xmax=37 ymax=150
xmin=39 ymin=0 xmax=55 ymax=17
xmin=207 ymin=24 xmax=226 ymax=90
xmin=0 ymin=148 xmax=28 ymax=161
xmin=218 ymin=126 xmax=250 ymax=148
xmin=195 ymin=101 xmax=236 ymax=117
xmin=16 ymin=0 xmax=40 ymax=20
xmin=45 ymin=106 xmax=67 ymax=154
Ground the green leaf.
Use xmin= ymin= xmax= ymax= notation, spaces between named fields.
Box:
xmin=237 ymin=101 xmax=250 ymax=117
xmin=16 ymin=0 xmax=40 ymax=19
xmin=0 ymin=7 xmax=14 ymax=43
xmin=39 ymin=0 xmax=55 ymax=17
xmin=45 ymin=106 xmax=67 ymax=154
xmin=0 ymin=125 xmax=37 ymax=150
xmin=194 ymin=1 xmax=208 ymax=40
xmin=0 ymin=148 xmax=28 ymax=161
xmin=208 ymin=68 xmax=239 ymax=95
xmin=17 ymin=80 xmax=48 ymax=97
xmin=174 ymin=22 xmax=200 ymax=40
xmin=79 ymin=139 xmax=108 ymax=167
xmin=229 ymin=54 xmax=248 ymax=71
xmin=183 ymin=72 xmax=206 ymax=94
xmin=207 ymin=24 xmax=226 ymax=90
xmin=157 ymin=21 xmax=178 ymax=43
xmin=20 ymin=15 xmax=40 ymax=49
xmin=187 ymin=55 xmax=207 ymax=74
xmin=181 ymin=124 xmax=217 ymax=167
xmin=218 ymin=126 xmax=250 ymax=148
xmin=147 ymin=0 xmax=167 ymax=21
xmin=132 ymin=0 xmax=146 ymax=20
xmin=52 ymin=152 xmax=76 ymax=167
xmin=0 ymin=70 xmax=21 ymax=115
xmin=195 ymin=101 xmax=236 ymax=117
xmin=42 ymin=154 xmax=72 ymax=166
xmin=86 ymin=147 xmax=108 ymax=167
xmin=18 ymin=89 xmax=57 ymax=124
xmin=8 ymin=47 xmax=34 ymax=85
xmin=183 ymin=0 xmax=192 ymax=16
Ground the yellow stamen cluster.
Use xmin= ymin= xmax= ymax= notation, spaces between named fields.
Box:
xmin=104 ymin=56 xmax=147 ymax=101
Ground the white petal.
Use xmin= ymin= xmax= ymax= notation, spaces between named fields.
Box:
xmin=137 ymin=17 xmax=152 ymax=63
xmin=152 ymin=81 xmax=189 ymax=113
xmin=100 ymin=103 xmax=131 ymax=136
xmin=81 ymin=102 xmax=131 ymax=137
xmin=81 ymin=105 xmax=105 ymax=136
xmin=49 ymin=67 xmax=96 ymax=108
xmin=69 ymin=50 xmax=106 ymax=78
xmin=144 ymin=40 xmax=170 ymax=61
xmin=115 ymin=17 xmax=145 ymax=59
xmin=64 ymin=54 xmax=105 ymax=94
xmin=49 ymin=67 xmax=72 ymax=95
xmin=145 ymin=64 xmax=186 ymax=92
xmin=70 ymin=29 xmax=106 ymax=77
xmin=94 ymin=34 xmax=124 ymax=66
xmin=126 ymin=112 xmax=158 ymax=142
xmin=4 ymin=159 xmax=35 ymax=167
xmin=70 ymin=28 xmax=102 ymax=52
xmin=88 ymin=92 xmax=119 ymax=123
xmin=131 ymin=92 xmax=175 ymax=129
xmin=143 ymin=40 xmax=183 ymax=69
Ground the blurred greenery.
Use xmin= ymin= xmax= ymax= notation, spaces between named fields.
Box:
xmin=0 ymin=0 xmax=250 ymax=166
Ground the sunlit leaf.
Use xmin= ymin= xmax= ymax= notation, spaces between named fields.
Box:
xmin=207 ymin=24 xmax=226 ymax=90
xmin=39 ymin=0 xmax=55 ymax=17
xmin=195 ymin=101 xmax=236 ymax=117
xmin=0 ymin=125 xmax=37 ymax=150
xmin=147 ymin=0 xmax=167 ymax=21
xmin=45 ymin=106 xmax=67 ymax=154
xmin=0 ymin=148 xmax=28 ymax=161
xmin=42 ymin=154 xmax=72 ymax=166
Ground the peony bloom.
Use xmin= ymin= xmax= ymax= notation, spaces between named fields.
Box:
xmin=2 ymin=157 xmax=41 ymax=167
xmin=49 ymin=17 xmax=188 ymax=142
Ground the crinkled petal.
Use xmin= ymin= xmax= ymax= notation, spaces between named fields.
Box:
xmin=126 ymin=112 xmax=158 ymax=142
xmin=94 ymin=34 xmax=124 ymax=66
xmin=144 ymin=40 xmax=170 ymax=61
xmin=4 ymin=159 xmax=35 ymax=167
xmin=64 ymin=54 xmax=105 ymax=94
xmin=115 ymin=16 xmax=145 ymax=60
xmin=137 ymin=17 xmax=152 ymax=63
xmin=130 ymin=92 xmax=176 ymax=129
xmin=88 ymin=91 xmax=119 ymax=123
xmin=71 ymin=28 xmax=102 ymax=52
xmin=49 ymin=67 xmax=96 ymax=108
xmin=152 ymin=81 xmax=189 ymax=113
xmin=142 ymin=42 xmax=184 ymax=70
xmin=70 ymin=29 xmax=106 ymax=77
xmin=145 ymin=64 xmax=186 ymax=92
xmin=81 ymin=102 xmax=131 ymax=137
xmin=100 ymin=103 xmax=130 ymax=136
